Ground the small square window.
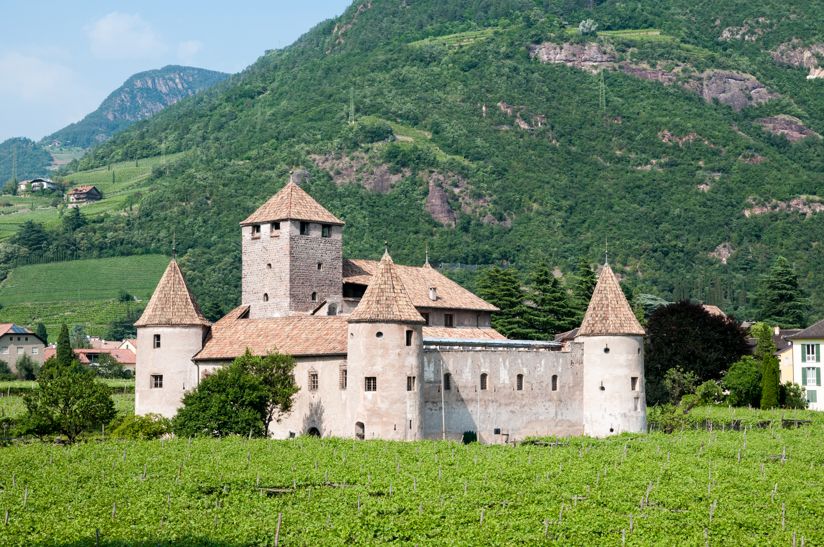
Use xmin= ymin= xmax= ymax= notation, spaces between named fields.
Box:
xmin=251 ymin=225 xmax=261 ymax=239
xmin=31 ymin=347 xmax=39 ymax=355
xmin=444 ymin=314 xmax=454 ymax=327
xmin=1 ymin=347 xmax=8 ymax=354
xmin=407 ymin=376 xmax=416 ymax=391
xmin=151 ymin=374 xmax=163 ymax=389
xmin=17 ymin=347 xmax=24 ymax=355
xmin=153 ymin=334 xmax=161 ymax=349
xmin=300 ymin=222 xmax=310 ymax=235
xmin=270 ymin=221 xmax=281 ymax=236
xmin=365 ymin=376 xmax=377 ymax=392
xmin=321 ymin=224 xmax=331 ymax=238
xmin=308 ymin=371 xmax=319 ymax=391
xmin=631 ymin=377 xmax=639 ymax=391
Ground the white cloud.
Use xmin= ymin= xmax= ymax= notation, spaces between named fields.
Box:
xmin=87 ymin=12 xmax=166 ymax=60
xmin=0 ymin=52 xmax=75 ymax=101
xmin=177 ymin=40 xmax=203 ymax=64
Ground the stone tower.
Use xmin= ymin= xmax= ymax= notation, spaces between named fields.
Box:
xmin=576 ymin=263 xmax=646 ymax=437
xmin=347 ymin=251 xmax=426 ymax=440
xmin=134 ymin=259 xmax=210 ymax=418
xmin=240 ymin=181 xmax=344 ymax=318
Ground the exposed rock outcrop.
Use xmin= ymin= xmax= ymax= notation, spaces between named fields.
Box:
xmin=771 ymin=40 xmax=824 ymax=78
xmin=658 ymin=130 xmax=714 ymax=147
xmin=719 ymin=18 xmax=772 ymax=42
xmin=756 ymin=115 xmax=821 ymax=143
xmin=425 ymin=175 xmax=456 ymax=226
xmin=310 ymin=153 xmax=408 ymax=193
xmin=744 ymin=197 xmax=824 ymax=218
xmin=709 ymin=242 xmax=734 ymax=264
xmin=685 ymin=71 xmax=778 ymax=112
xmin=528 ymin=42 xmax=616 ymax=73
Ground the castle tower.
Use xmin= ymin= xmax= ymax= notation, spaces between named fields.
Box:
xmin=576 ymin=263 xmax=646 ymax=437
xmin=347 ymin=251 xmax=426 ymax=440
xmin=240 ymin=181 xmax=344 ymax=318
xmin=134 ymin=260 xmax=210 ymax=417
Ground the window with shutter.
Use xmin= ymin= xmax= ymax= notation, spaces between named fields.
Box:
xmin=817 ymin=344 xmax=821 ymax=363
xmin=808 ymin=390 xmax=817 ymax=404
xmin=805 ymin=367 xmax=817 ymax=386
xmin=818 ymin=367 xmax=822 ymax=387
xmin=802 ymin=367 xmax=808 ymax=385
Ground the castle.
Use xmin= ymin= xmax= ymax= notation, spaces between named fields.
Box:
xmin=135 ymin=181 xmax=647 ymax=441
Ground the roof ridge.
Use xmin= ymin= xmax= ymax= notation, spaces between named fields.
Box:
xmin=135 ymin=260 xmax=210 ymax=328
xmin=349 ymin=251 xmax=426 ymax=324
xmin=240 ymin=180 xmax=344 ymax=226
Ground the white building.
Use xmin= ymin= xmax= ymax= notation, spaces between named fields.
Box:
xmin=789 ymin=320 xmax=824 ymax=410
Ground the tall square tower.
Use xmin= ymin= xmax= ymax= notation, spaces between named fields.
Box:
xmin=240 ymin=181 xmax=344 ymax=318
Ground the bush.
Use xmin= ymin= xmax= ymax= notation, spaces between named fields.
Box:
xmin=780 ymin=382 xmax=807 ymax=409
xmin=662 ymin=367 xmax=698 ymax=404
xmin=15 ymin=354 xmax=39 ymax=380
xmin=723 ymin=356 xmax=762 ymax=407
xmin=111 ymin=414 xmax=172 ymax=440
xmin=696 ymin=380 xmax=724 ymax=405
xmin=0 ymin=360 xmax=14 ymax=381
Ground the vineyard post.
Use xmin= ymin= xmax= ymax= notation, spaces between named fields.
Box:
xmin=543 ymin=519 xmax=549 ymax=537
xmin=274 ymin=512 xmax=282 ymax=546
xmin=23 ymin=486 xmax=28 ymax=508
xmin=96 ymin=528 xmax=100 ymax=546
xmin=480 ymin=508 xmax=484 ymax=527
xmin=621 ymin=529 xmax=625 ymax=546
xmin=4 ymin=509 xmax=8 ymax=525
xmin=781 ymin=503 xmax=785 ymax=530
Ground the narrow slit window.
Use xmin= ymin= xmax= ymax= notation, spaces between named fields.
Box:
xmin=443 ymin=373 xmax=451 ymax=391
xmin=263 ymin=293 xmax=269 ymax=302
xmin=407 ymin=376 xmax=416 ymax=391
xmin=311 ymin=291 xmax=318 ymax=302
xmin=480 ymin=373 xmax=488 ymax=391
xmin=339 ymin=367 xmax=347 ymax=390
xmin=551 ymin=374 xmax=558 ymax=392
xmin=308 ymin=371 xmax=319 ymax=391
xmin=516 ymin=374 xmax=524 ymax=391
xmin=405 ymin=330 xmax=413 ymax=346
xmin=153 ymin=334 xmax=161 ymax=349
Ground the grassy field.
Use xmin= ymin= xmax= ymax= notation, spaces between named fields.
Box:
xmin=0 ymin=407 xmax=822 ymax=545
xmin=0 ymin=379 xmax=134 ymax=420
xmin=0 ymin=153 xmax=182 ymax=241
xmin=409 ymin=28 xmax=497 ymax=49
xmin=0 ymin=255 xmax=168 ymax=339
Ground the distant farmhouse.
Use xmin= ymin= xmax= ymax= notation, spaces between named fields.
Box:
xmin=135 ymin=180 xmax=648 ymax=441
xmin=43 ymin=338 xmax=137 ymax=373
xmin=0 ymin=323 xmax=46 ymax=374
xmin=17 ymin=178 xmax=59 ymax=194
xmin=68 ymin=185 xmax=101 ymax=204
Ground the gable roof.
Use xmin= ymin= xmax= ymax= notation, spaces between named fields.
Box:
xmin=195 ymin=312 xmax=348 ymax=361
xmin=240 ymin=181 xmax=344 ymax=226
xmin=577 ymin=263 xmax=645 ymax=337
xmin=789 ymin=319 xmax=824 ymax=340
xmin=68 ymin=185 xmax=99 ymax=195
xmin=134 ymin=260 xmax=210 ymax=328
xmin=0 ymin=323 xmax=43 ymax=343
xmin=343 ymin=259 xmax=498 ymax=312
xmin=349 ymin=251 xmax=426 ymax=324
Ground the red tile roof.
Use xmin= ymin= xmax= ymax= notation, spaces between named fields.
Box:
xmin=43 ymin=347 xmax=136 ymax=365
xmin=241 ymin=181 xmax=344 ymax=226
xmin=349 ymin=251 xmax=425 ymax=324
xmin=422 ymin=326 xmax=505 ymax=340
xmin=68 ymin=185 xmax=98 ymax=194
xmin=577 ymin=263 xmax=645 ymax=337
xmin=195 ymin=315 xmax=349 ymax=361
xmin=135 ymin=260 xmax=210 ymax=328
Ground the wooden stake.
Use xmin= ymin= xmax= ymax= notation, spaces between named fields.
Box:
xmin=781 ymin=503 xmax=785 ymax=530
xmin=274 ymin=512 xmax=282 ymax=546
xmin=96 ymin=528 xmax=100 ymax=546
xmin=357 ymin=494 xmax=361 ymax=512
xmin=621 ymin=529 xmax=626 ymax=546
xmin=23 ymin=486 xmax=28 ymax=508
xmin=4 ymin=509 xmax=8 ymax=525
xmin=543 ymin=519 xmax=549 ymax=537
xmin=112 ymin=502 xmax=117 ymax=519
xmin=479 ymin=508 xmax=484 ymax=527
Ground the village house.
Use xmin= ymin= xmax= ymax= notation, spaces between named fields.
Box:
xmin=788 ymin=320 xmax=824 ymax=410
xmin=0 ymin=323 xmax=46 ymax=374
xmin=135 ymin=180 xmax=647 ymax=441
xmin=43 ymin=339 xmax=137 ymax=373
xmin=17 ymin=178 xmax=59 ymax=194
xmin=68 ymin=185 xmax=102 ymax=203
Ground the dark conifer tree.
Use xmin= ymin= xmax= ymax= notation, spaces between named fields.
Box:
xmin=756 ymin=256 xmax=807 ymax=328
xmin=35 ymin=322 xmax=48 ymax=344
xmin=55 ymin=323 xmax=73 ymax=367
xmin=477 ymin=266 xmax=537 ymax=339
xmin=530 ymin=264 xmax=576 ymax=338
xmin=572 ymin=259 xmax=597 ymax=320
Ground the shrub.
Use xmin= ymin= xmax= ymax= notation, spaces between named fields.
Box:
xmin=780 ymin=382 xmax=807 ymax=409
xmin=723 ymin=356 xmax=762 ymax=407
xmin=15 ymin=354 xmax=39 ymax=380
xmin=662 ymin=367 xmax=698 ymax=404
xmin=695 ymin=380 xmax=724 ymax=406
xmin=0 ymin=360 xmax=14 ymax=381
xmin=111 ymin=414 xmax=172 ymax=440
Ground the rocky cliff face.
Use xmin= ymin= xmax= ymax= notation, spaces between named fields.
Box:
xmin=771 ymin=40 xmax=824 ymax=79
xmin=44 ymin=66 xmax=228 ymax=148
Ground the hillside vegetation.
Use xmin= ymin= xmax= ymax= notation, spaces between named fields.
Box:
xmin=23 ymin=0 xmax=824 ymax=322
xmin=0 ymin=138 xmax=52 ymax=183
xmin=0 ymin=255 xmax=168 ymax=339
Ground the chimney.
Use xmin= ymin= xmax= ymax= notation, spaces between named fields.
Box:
xmin=428 ymin=287 xmax=438 ymax=302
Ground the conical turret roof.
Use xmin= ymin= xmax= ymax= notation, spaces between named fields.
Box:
xmin=577 ymin=263 xmax=645 ymax=336
xmin=135 ymin=260 xmax=210 ymax=328
xmin=349 ymin=251 xmax=426 ymax=324
xmin=240 ymin=181 xmax=344 ymax=226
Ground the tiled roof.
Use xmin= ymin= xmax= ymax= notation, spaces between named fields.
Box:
xmin=0 ymin=323 xmax=36 ymax=338
xmin=68 ymin=185 xmax=97 ymax=194
xmin=789 ymin=319 xmax=824 ymax=340
xmin=43 ymin=347 xmax=137 ymax=365
xmin=422 ymin=326 xmax=505 ymax=340
xmin=195 ymin=315 xmax=349 ymax=361
xmin=554 ymin=328 xmax=579 ymax=342
xmin=577 ymin=263 xmax=645 ymax=337
xmin=702 ymin=304 xmax=727 ymax=318
xmin=343 ymin=259 xmax=498 ymax=312
xmin=240 ymin=181 xmax=344 ymax=226
xmin=134 ymin=260 xmax=210 ymax=328
xmin=349 ymin=251 xmax=426 ymax=324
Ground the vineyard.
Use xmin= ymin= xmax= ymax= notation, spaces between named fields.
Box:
xmin=1 ymin=414 xmax=822 ymax=545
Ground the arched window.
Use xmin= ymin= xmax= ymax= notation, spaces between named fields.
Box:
xmin=480 ymin=373 xmax=488 ymax=391
xmin=516 ymin=374 xmax=524 ymax=391
xmin=551 ymin=374 xmax=558 ymax=392
xmin=263 ymin=293 xmax=269 ymax=302
xmin=311 ymin=291 xmax=318 ymax=302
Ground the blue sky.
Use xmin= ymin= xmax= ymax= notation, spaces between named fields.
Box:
xmin=0 ymin=1 xmax=352 ymax=142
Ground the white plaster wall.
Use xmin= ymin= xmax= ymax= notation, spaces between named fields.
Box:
xmin=0 ymin=334 xmax=46 ymax=372
xmin=135 ymin=326 xmax=206 ymax=418
xmin=578 ymin=336 xmax=646 ymax=437
xmin=346 ymin=322 xmax=423 ymax=440
xmin=792 ymin=340 xmax=823 ymax=410
xmin=421 ymin=345 xmax=584 ymax=442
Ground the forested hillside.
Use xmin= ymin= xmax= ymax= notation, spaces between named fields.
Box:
xmin=25 ymin=0 xmax=824 ymax=321
xmin=44 ymin=66 xmax=229 ymax=148
xmin=0 ymin=138 xmax=51 ymax=183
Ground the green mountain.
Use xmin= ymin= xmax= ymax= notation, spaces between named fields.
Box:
xmin=31 ymin=0 xmax=824 ymax=322
xmin=44 ymin=65 xmax=229 ymax=148
xmin=0 ymin=138 xmax=52 ymax=184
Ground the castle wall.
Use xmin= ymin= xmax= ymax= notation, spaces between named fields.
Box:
xmin=135 ymin=326 xmax=206 ymax=418
xmin=578 ymin=336 xmax=646 ymax=437
xmin=421 ymin=344 xmax=584 ymax=443
xmin=241 ymin=222 xmax=291 ymax=318
xmin=418 ymin=308 xmax=492 ymax=328
xmin=288 ymin=222 xmax=343 ymax=314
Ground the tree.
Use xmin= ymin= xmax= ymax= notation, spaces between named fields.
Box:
xmin=61 ymin=206 xmax=86 ymax=233
xmin=572 ymin=259 xmax=597 ymax=320
xmin=755 ymin=257 xmax=807 ymax=328
xmin=35 ymin=322 xmax=48 ymax=344
xmin=779 ymin=382 xmax=807 ymax=409
xmin=760 ymin=355 xmax=780 ymax=409
xmin=93 ymin=353 xmax=132 ymax=379
xmin=55 ymin=323 xmax=74 ymax=367
xmin=15 ymin=354 xmax=39 ymax=380
xmin=22 ymin=359 xmax=116 ymax=442
xmin=70 ymin=324 xmax=90 ymax=349
xmin=173 ymin=361 xmax=269 ymax=437
xmin=10 ymin=220 xmax=49 ymax=254
xmin=234 ymin=350 xmax=300 ymax=432
xmin=645 ymin=301 xmax=749 ymax=405
xmin=723 ymin=356 xmax=762 ymax=407
xmin=477 ymin=266 xmax=537 ymax=339
xmin=0 ymin=360 xmax=13 ymax=381
xmin=529 ymin=264 xmax=576 ymax=338
xmin=662 ymin=367 xmax=698 ymax=404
